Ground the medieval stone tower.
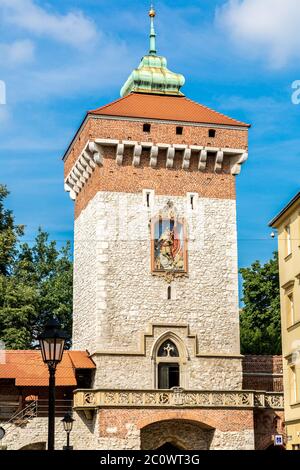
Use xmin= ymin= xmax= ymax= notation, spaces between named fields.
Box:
xmin=61 ymin=8 xmax=268 ymax=450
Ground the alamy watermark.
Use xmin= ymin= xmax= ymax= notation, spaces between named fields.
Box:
xmin=291 ymin=80 xmax=300 ymax=105
xmin=0 ymin=80 xmax=6 ymax=105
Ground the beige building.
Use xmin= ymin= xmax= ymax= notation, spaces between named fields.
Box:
xmin=270 ymin=192 xmax=300 ymax=450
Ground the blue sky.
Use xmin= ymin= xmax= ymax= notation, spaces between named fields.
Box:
xmin=0 ymin=0 xmax=299 ymax=276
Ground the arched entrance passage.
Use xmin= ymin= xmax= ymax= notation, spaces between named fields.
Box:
xmin=156 ymin=442 xmax=184 ymax=452
xmin=140 ymin=419 xmax=214 ymax=451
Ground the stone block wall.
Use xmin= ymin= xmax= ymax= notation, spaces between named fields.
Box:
xmin=73 ymin=191 xmax=242 ymax=390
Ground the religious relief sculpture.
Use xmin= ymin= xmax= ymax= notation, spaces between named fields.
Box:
xmin=151 ymin=217 xmax=187 ymax=275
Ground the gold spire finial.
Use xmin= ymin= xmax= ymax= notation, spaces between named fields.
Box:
xmin=149 ymin=4 xmax=156 ymax=17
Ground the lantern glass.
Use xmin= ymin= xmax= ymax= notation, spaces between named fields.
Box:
xmin=62 ymin=413 xmax=74 ymax=433
xmin=40 ymin=337 xmax=65 ymax=364
xmin=38 ymin=318 xmax=67 ymax=365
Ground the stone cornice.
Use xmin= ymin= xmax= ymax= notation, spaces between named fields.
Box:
xmin=64 ymin=138 xmax=248 ymax=200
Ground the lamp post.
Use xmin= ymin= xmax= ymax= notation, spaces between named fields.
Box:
xmin=62 ymin=413 xmax=75 ymax=450
xmin=38 ymin=318 xmax=67 ymax=451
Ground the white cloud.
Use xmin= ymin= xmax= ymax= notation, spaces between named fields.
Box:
xmin=0 ymin=106 xmax=10 ymax=125
xmin=216 ymin=0 xmax=300 ymax=68
xmin=0 ymin=0 xmax=98 ymax=48
xmin=0 ymin=39 xmax=35 ymax=66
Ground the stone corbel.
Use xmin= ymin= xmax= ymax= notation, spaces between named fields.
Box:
xmin=132 ymin=144 xmax=142 ymax=166
xmin=79 ymin=156 xmax=93 ymax=175
xmin=198 ymin=149 xmax=207 ymax=171
xmin=73 ymin=167 xmax=86 ymax=184
xmin=182 ymin=148 xmax=191 ymax=170
xmin=231 ymin=152 xmax=248 ymax=175
xmin=64 ymin=183 xmax=77 ymax=201
xmin=116 ymin=143 xmax=124 ymax=165
xmin=214 ymin=150 xmax=224 ymax=173
xmin=88 ymin=142 xmax=103 ymax=166
xmin=76 ymin=161 xmax=89 ymax=180
xmin=166 ymin=147 xmax=175 ymax=168
xmin=64 ymin=140 xmax=104 ymax=200
xmin=82 ymin=150 xmax=96 ymax=169
xmin=150 ymin=146 xmax=158 ymax=168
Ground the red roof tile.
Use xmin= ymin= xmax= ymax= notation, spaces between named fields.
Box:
xmin=0 ymin=350 xmax=95 ymax=387
xmin=90 ymin=92 xmax=250 ymax=127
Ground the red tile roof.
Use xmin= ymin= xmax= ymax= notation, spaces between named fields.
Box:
xmin=0 ymin=350 xmax=95 ymax=387
xmin=90 ymin=92 xmax=250 ymax=127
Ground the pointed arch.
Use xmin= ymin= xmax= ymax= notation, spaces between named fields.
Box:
xmin=151 ymin=331 xmax=189 ymax=389
xmin=150 ymin=331 xmax=189 ymax=362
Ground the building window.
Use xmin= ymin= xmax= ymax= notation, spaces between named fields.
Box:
xmin=187 ymin=192 xmax=198 ymax=211
xmin=176 ymin=126 xmax=183 ymax=135
xmin=158 ymin=340 xmax=179 ymax=357
xmin=287 ymin=293 xmax=295 ymax=327
xmin=292 ymin=445 xmax=300 ymax=450
xmin=291 ymin=367 xmax=298 ymax=403
xmin=143 ymin=123 xmax=151 ymax=133
xmin=158 ymin=363 xmax=179 ymax=389
xmin=167 ymin=285 xmax=172 ymax=300
xmin=285 ymin=225 xmax=292 ymax=256
xmin=143 ymin=189 xmax=154 ymax=208
xmin=146 ymin=192 xmax=150 ymax=208
xmin=208 ymin=129 xmax=216 ymax=138
xmin=157 ymin=339 xmax=180 ymax=389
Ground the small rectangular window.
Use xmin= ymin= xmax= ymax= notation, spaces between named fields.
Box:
xmin=158 ymin=363 xmax=179 ymax=389
xmin=287 ymin=293 xmax=295 ymax=327
xmin=143 ymin=189 xmax=154 ymax=208
xmin=291 ymin=367 xmax=298 ymax=403
xmin=143 ymin=123 xmax=151 ymax=133
xmin=208 ymin=129 xmax=216 ymax=138
xmin=176 ymin=126 xmax=183 ymax=135
xmin=187 ymin=192 xmax=198 ymax=211
xmin=167 ymin=286 xmax=171 ymax=300
xmin=285 ymin=225 xmax=292 ymax=256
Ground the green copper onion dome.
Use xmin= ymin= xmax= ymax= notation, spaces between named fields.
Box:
xmin=120 ymin=7 xmax=185 ymax=97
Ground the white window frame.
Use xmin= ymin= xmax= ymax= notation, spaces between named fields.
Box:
xmin=288 ymin=293 xmax=295 ymax=327
xmin=286 ymin=224 xmax=292 ymax=256
xmin=291 ymin=366 xmax=298 ymax=404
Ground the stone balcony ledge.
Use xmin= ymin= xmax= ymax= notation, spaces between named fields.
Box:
xmin=73 ymin=388 xmax=284 ymax=411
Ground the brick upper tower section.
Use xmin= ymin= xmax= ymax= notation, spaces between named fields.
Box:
xmin=63 ymin=92 xmax=249 ymax=218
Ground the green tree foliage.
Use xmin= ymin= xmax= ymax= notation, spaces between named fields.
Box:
xmin=0 ymin=185 xmax=72 ymax=349
xmin=240 ymin=252 xmax=281 ymax=355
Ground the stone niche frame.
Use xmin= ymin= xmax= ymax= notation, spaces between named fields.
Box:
xmin=150 ymin=215 xmax=188 ymax=280
xmin=151 ymin=331 xmax=189 ymax=389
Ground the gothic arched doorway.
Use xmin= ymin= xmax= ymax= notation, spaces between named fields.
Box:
xmin=140 ymin=419 xmax=214 ymax=450
xmin=156 ymin=442 xmax=183 ymax=453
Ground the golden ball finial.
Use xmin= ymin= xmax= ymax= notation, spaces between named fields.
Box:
xmin=149 ymin=6 xmax=156 ymax=18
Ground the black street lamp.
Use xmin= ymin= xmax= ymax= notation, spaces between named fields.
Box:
xmin=62 ymin=413 xmax=75 ymax=450
xmin=38 ymin=318 xmax=67 ymax=451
